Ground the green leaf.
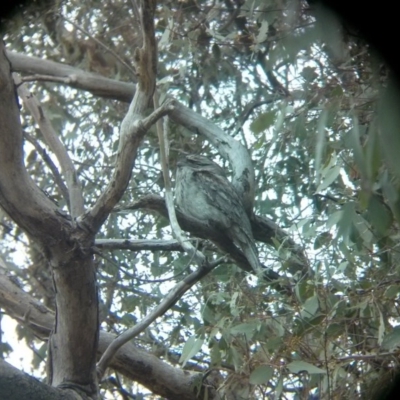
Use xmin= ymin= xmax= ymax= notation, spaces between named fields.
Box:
xmin=227 ymin=346 xmax=243 ymax=371
xmin=378 ymin=82 xmax=400 ymax=180
xmin=352 ymin=213 xmax=373 ymax=246
xmin=179 ymin=336 xmax=204 ymax=367
xmin=380 ymin=171 xmax=400 ymax=223
xmin=274 ymin=103 xmax=287 ymax=133
xmin=255 ymin=20 xmax=269 ymax=44
xmin=348 ymin=119 xmax=367 ymax=181
xmin=378 ymin=307 xmax=385 ymax=346
xmin=250 ymin=111 xmax=276 ymax=134
xmin=314 ymin=232 xmax=332 ymax=249
xmin=265 ymin=337 xmax=284 ymax=350
xmin=326 ymin=323 xmax=343 ymax=338
xmin=249 ymin=365 xmax=274 ymax=385
xmin=159 ymin=18 xmax=173 ymax=49
xmin=121 ymin=295 xmax=140 ymax=313
xmin=337 ymin=203 xmax=355 ymax=243
xmin=32 ymin=343 xmax=47 ymax=369
xmin=210 ymin=340 xmax=221 ymax=366
xmin=275 ymin=374 xmax=284 ymax=397
xmin=230 ymin=322 xmax=259 ymax=339
xmin=302 ymin=295 xmax=320 ymax=319
xmin=120 ymin=313 xmax=136 ymax=326
xmin=202 ymin=304 xmax=216 ymax=324
xmin=381 ymin=326 xmax=400 ymax=351
xmin=326 ymin=210 xmax=343 ymax=229
xmin=301 ymin=66 xmax=318 ymax=82
xmin=294 ymin=315 xmax=325 ymax=336
xmin=287 ymin=361 xmax=326 ymax=374
xmin=315 ymin=108 xmax=328 ymax=186
xmin=367 ymin=194 xmax=393 ymax=235
xmin=365 ymin=121 xmax=381 ymax=181
xmin=295 ymin=281 xmax=313 ymax=304
xmin=316 ymin=163 xmax=341 ymax=192
xmin=230 ymin=291 xmax=241 ymax=317
xmin=330 ymin=85 xmax=343 ymax=97
xmin=384 ymin=285 xmax=400 ymax=298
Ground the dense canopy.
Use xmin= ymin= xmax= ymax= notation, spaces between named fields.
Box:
xmin=1 ymin=1 xmax=400 ymax=399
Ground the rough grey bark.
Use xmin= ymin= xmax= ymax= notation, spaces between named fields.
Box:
xmin=0 ymin=359 xmax=80 ymax=400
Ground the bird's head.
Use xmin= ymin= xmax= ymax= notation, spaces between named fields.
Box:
xmin=177 ymin=154 xmax=226 ymax=177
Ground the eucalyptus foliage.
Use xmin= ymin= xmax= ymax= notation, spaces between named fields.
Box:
xmin=1 ymin=1 xmax=400 ymax=399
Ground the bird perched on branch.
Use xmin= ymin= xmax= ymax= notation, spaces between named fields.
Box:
xmin=175 ymin=154 xmax=261 ymax=274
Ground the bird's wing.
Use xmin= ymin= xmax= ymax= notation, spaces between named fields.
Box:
xmin=192 ymin=170 xmax=261 ymax=273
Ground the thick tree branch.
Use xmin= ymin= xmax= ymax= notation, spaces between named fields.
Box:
xmin=0 ymin=360 xmax=79 ymax=400
xmin=1 ymin=44 xmax=99 ymax=397
xmin=15 ymin=75 xmax=84 ymax=219
xmin=0 ymin=43 xmax=69 ymax=247
xmin=0 ymin=265 xmax=215 ymax=400
xmin=79 ymin=0 xmax=166 ymax=234
xmin=7 ymin=51 xmax=135 ymax=102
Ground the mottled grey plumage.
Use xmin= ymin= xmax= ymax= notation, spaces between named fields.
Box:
xmin=175 ymin=154 xmax=260 ymax=273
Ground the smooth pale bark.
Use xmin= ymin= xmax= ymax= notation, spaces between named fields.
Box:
xmin=6 ymin=50 xmax=135 ymax=102
xmin=0 ymin=42 xmax=99 ymax=397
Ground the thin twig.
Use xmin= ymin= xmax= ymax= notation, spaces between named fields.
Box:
xmin=94 ymin=238 xmax=184 ymax=252
xmin=232 ymin=97 xmax=277 ymax=136
xmin=336 ymin=352 xmax=400 ymax=362
xmin=23 ymin=131 xmax=70 ymax=208
xmin=96 ymin=257 xmax=219 ymax=380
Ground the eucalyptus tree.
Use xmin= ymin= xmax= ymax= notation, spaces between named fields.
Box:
xmin=0 ymin=1 xmax=399 ymax=399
